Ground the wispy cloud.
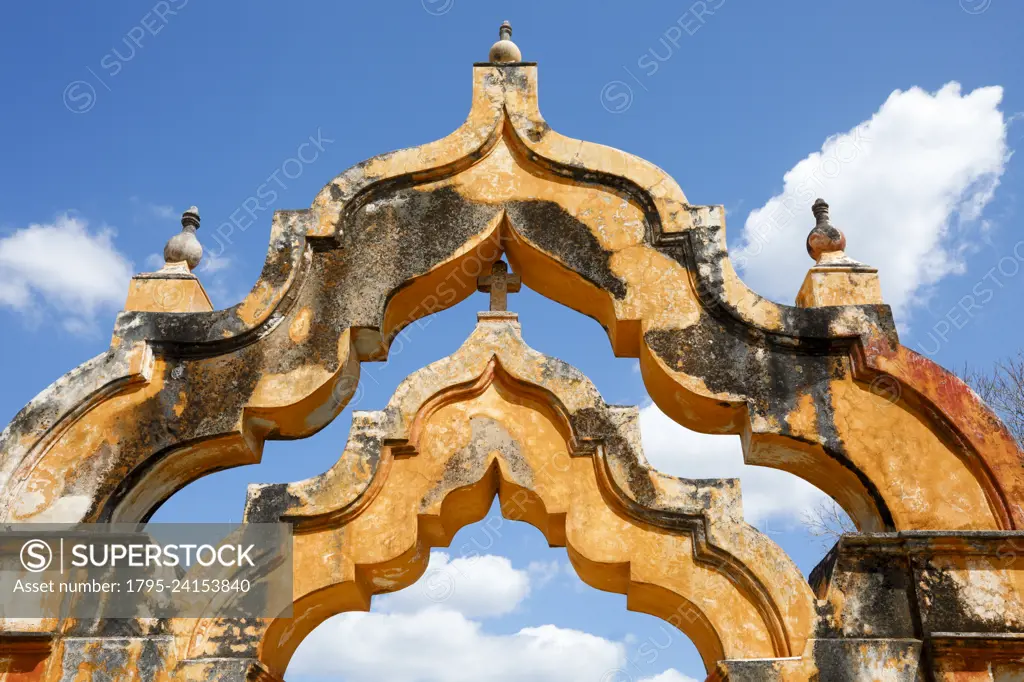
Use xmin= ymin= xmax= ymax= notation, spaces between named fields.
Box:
xmin=0 ymin=213 xmax=133 ymax=334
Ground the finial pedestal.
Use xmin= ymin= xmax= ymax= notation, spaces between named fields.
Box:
xmin=124 ymin=264 xmax=214 ymax=313
xmin=796 ymin=199 xmax=883 ymax=308
xmin=123 ymin=206 xmax=214 ymax=313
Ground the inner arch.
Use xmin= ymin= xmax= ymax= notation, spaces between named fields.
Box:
xmin=233 ymin=326 xmax=817 ymax=677
xmin=284 ymin=502 xmax=709 ymax=681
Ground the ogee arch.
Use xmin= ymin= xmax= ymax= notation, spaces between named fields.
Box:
xmin=1 ymin=24 xmax=1023 ymax=680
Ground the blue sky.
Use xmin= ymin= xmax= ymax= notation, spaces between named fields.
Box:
xmin=1 ymin=2 xmax=1022 ymax=680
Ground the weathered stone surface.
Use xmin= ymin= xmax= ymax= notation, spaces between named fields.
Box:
xmin=124 ymin=262 xmax=214 ymax=314
xmin=234 ymin=313 xmax=814 ymax=675
xmin=1 ymin=35 xmax=1023 ymax=681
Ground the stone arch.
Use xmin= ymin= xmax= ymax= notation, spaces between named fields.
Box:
xmin=2 ymin=62 xmax=1018 ymax=540
xmin=1 ymin=61 xmax=1019 ymax=538
xmin=1 ymin=35 xmax=1023 ymax=679
xmin=182 ymin=313 xmax=815 ymax=678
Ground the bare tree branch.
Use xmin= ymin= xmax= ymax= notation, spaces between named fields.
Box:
xmin=960 ymin=351 xmax=1024 ymax=448
xmin=801 ymin=498 xmax=857 ymax=547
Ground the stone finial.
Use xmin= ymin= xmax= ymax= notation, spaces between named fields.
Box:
xmin=127 ymin=205 xmax=212 ymax=312
xmin=163 ymin=206 xmax=203 ymax=271
xmin=806 ymin=199 xmax=847 ymax=262
xmin=796 ymin=198 xmax=880 ymax=308
xmin=488 ymin=21 xmax=522 ymax=63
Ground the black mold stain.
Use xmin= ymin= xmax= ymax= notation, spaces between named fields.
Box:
xmin=420 ymin=416 xmax=530 ymax=509
xmin=918 ymin=557 xmax=1024 ymax=634
xmin=99 ymin=341 xmax=274 ymax=522
xmin=116 ymin=211 xmax=309 ymax=352
xmin=816 ymin=551 xmax=915 ymax=639
xmin=136 ymin=639 xmax=166 ymax=681
xmin=342 ymin=185 xmax=502 ymax=330
xmin=538 ymin=355 xmax=586 ymax=384
xmin=811 ymin=637 xmax=921 ymax=682
xmin=64 ymin=618 xmax=168 ymax=639
xmin=656 ymin=225 xmax=899 ymax=349
xmin=506 ymin=200 xmax=628 ymax=299
xmin=644 ymin=315 xmax=896 ymax=530
xmin=60 ymin=641 xmax=129 ymax=682
xmin=571 ymin=406 xmax=656 ymax=507
xmin=244 ymin=483 xmax=302 ymax=524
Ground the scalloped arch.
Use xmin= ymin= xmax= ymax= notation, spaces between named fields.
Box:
xmin=0 ymin=61 xmax=1018 ymax=535
xmin=0 ymin=56 xmax=1022 ymax=681
xmin=2 ymin=63 xmax=1020 ymax=534
xmin=186 ymin=315 xmax=816 ymax=676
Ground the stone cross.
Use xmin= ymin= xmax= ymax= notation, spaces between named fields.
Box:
xmin=477 ymin=261 xmax=521 ymax=311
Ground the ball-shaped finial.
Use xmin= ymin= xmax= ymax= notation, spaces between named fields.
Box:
xmin=489 ymin=21 xmax=522 ymax=63
xmin=163 ymin=206 xmax=203 ymax=270
xmin=806 ymin=198 xmax=847 ymax=262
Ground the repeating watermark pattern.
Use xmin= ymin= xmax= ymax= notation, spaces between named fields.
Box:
xmin=152 ymin=278 xmax=187 ymax=311
xmin=869 ymin=374 xmax=902 ymax=407
xmin=600 ymin=81 xmax=635 ymax=115
xmin=600 ymin=0 xmax=727 ymax=114
xmin=960 ymin=0 xmax=992 ymax=14
xmin=1 ymin=523 xmax=292 ymax=618
xmin=421 ymin=565 xmax=457 ymax=602
xmin=63 ymin=0 xmax=190 ymax=114
xmin=915 ymin=239 xmax=1024 ymax=356
xmin=421 ymin=0 xmax=454 ymax=16
xmin=206 ymin=128 xmax=335 ymax=261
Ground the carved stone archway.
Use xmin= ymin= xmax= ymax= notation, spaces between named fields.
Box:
xmin=2 ymin=25 xmax=1024 ymax=681
xmin=216 ymin=311 xmax=816 ymax=677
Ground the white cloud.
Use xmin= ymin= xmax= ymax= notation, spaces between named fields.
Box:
xmin=0 ymin=214 xmax=133 ymax=332
xmin=289 ymin=609 xmax=620 ymax=681
xmin=0 ymin=278 xmax=30 ymax=309
xmin=733 ymin=82 xmax=1008 ymax=319
xmin=638 ymin=403 xmax=828 ymax=527
xmin=640 ymin=671 xmax=700 ymax=682
xmin=377 ymin=551 xmax=530 ymax=619
xmin=289 ymin=607 xmax=694 ymax=682
xmin=288 ymin=551 xmax=700 ymax=681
